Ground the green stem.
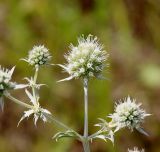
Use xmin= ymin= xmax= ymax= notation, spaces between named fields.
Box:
xmin=43 ymin=113 xmax=83 ymax=140
xmin=83 ymin=78 xmax=90 ymax=152
xmin=32 ymin=67 xmax=39 ymax=102
xmin=4 ymin=92 xmax=33 ymax=109
xmin=45 ymin=113 xmax=73 ymax=131
xmin=83 ymin=141 xmax=90 ymax=152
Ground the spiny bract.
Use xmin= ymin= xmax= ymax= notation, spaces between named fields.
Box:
xmin=18 ymin=89 xmax=51 ymax=126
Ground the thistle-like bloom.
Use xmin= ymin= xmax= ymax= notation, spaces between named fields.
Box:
xmin=58 ymin=35 xmax=109 ymax=82
xmin=109 ymin=96 xmax=150 ymax=135
xmin=128 ymin=147 xmax=144 ymax=152
xmin=0 ymin=66 xmax=16 ymax=94
xmin=0 ymin=66 xmax=27 ymax=110
xmin=18 ymin=89 xmax=51 ymax=126
xmin=23 ymin=45 xmax=52 ymax=68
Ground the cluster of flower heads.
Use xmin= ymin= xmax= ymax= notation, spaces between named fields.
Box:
xmin=23 ymin=45 xmax=52 ymax=68
xmin=58 ymin=35 xmax=109 ymax=82
xmin=128 ymin=147 xmax=144 ymax=152
xmin=109 ymin=96 xmax=150 ymax=134
xmin=0 ymin=35 xmax=151 ymax=152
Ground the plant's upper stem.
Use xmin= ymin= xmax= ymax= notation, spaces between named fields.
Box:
xmin=4 ymin=92 xmax=33 ymax=109
xmin=32 ymin=67 xmax=39 ymax=103
xmin=83 ymin=78 xmax=90 ymax=152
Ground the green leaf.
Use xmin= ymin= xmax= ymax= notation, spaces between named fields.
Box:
xmin=53 ymin=130 xmax=79 ymax=141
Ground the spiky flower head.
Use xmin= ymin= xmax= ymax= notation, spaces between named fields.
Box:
xmin=23 ymin=45 xmax=51 ymax=68
xmin=58 ymin=35 xmax=109 ymax=82
xmin=128 ymin=147 xmax=144 ymax=152
xmin=109 ymin=96 xmax=150 ymax=135
xmin=0 ymin=66 xmax=28 ymax=111
xmin=0 ymin=66 xmax=16 ymax=97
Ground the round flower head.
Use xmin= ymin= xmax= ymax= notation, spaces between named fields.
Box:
xmin=128 ymin=147 xmax=144 ymax=152
xmin=0 ymin=66 xmax=16 ymax=97
xmin=58 ymin=35 xmax=109 ymax=82
xmin=110 ymin=96 xmax=150 ymax=135
xmin=23 ymin=45 xmax=51 ymax=68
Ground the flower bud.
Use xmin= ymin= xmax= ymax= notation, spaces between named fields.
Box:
xmin=25 ymin=45 xmax=51 ymax=67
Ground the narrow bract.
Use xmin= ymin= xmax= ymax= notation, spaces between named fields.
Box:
xmin=18 ymin=89 xmax=51 ymax=126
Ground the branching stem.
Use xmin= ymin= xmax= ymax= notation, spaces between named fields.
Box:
xmin=4 ymin=92 xmax=33 ymax=109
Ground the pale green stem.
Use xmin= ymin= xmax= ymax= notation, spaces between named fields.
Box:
xmin=45 ymin=113 xmax=72 ymax=130
xmin=4 ymin=92 xmax=33 ymax=109
xmin=83 ymin=78 xmax=90 ymax=152
xmin=44 ymin=113 xmax=82 ymax=140
xmin=32 ymin=67 xmax=39 ymax=102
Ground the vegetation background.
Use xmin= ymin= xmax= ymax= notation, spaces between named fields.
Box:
xmin=0 ymin=0 xmax=160 ymax=152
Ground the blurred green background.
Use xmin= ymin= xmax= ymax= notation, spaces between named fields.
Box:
xmin=0 ymin=0 xmax=160 ymax=152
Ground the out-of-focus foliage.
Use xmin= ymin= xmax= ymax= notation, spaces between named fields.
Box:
xmin=0 ymin=0 xmax=160 ymax=152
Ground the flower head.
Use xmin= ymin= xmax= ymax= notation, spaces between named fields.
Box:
xmin=109 ymin=96 xmax=150 ymax=135
xmin=18 ymin=89 xmax=51 ymax=126
xmin=0 ymin=66 xmax=16 ymax=110
xmin=58 ymin=35 xmax=109 ymax=82
xmin=23 ymin=45 xmax=52 ymax=68
xmin=128 ymin=147 xmax=144 ymax=152
xmin=0 ymin=66 xmax=16 ymax=95
xmin=0 ymin=66 xmax=28 ymax=111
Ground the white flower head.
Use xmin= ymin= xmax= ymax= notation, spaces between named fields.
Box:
xmin=18 ymin=89 xmax=51 ymax=126
xmin=23 ymin=45 xmax=52 ymax=68
xmin=128 ymin=147 xmax=144 ymax=152
xmin=58 ymin=35 xmax=109 ymax=82
xmin=0 ymin=66 xmax=16 ymax=94
xmin=0 ymin=66 xmax=16 ymax=111
xmin=0 ymin=66 xmax=27 ymax=111
xmin=109 ymin=96 xmax=150 ymax=135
